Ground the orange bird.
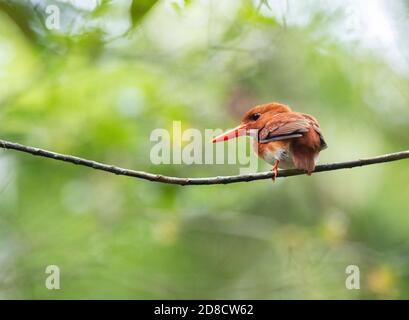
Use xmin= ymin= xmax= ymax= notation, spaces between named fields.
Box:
xmin=212 ymin=102 xmax=327 ymax=179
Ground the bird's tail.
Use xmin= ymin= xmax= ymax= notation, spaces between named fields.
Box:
xmin=292 ymin=152 xmax=316 ymax=175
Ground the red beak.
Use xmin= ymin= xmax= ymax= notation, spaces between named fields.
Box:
xmin=212 ymin=124 xmax=248 ymax=143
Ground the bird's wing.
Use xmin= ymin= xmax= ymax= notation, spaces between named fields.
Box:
xmin=259 ymin=112 xmax=327 ymax=149
xmin=300 ymin=113 xmax=328 ymax=150
xmin=259 ymin=113 xmax=310 ymax=143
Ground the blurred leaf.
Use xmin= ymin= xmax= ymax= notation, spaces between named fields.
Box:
xmin=130 ymin=0 xmax=158 ymax=28
xmin=0 ymin=0 xmax=40 ymax=43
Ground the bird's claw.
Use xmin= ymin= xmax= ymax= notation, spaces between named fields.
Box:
xmin=271 ymin=161 xmax=280 ymax=182
xmin=271 ymin=167 xmax=279 ymax=181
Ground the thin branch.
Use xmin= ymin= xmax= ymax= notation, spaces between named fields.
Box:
xmin=1 ymin=139 xmax=408 ymax=186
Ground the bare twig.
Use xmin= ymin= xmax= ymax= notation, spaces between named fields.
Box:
xmin=0 ymin=139 xmax=408 ymax=186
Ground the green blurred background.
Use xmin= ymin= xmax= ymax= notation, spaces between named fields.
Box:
xmin=0 ymin=0 xmax=409 ymax=299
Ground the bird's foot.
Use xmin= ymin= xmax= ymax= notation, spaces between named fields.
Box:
xmin=271 ymin=167 xmax=279 ymax=181
xmin=271 ymin=161 xmax=279 ymax=181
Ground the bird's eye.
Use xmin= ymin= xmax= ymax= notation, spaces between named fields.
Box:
xmin=250 ymin=113 xmax=261 ymax=121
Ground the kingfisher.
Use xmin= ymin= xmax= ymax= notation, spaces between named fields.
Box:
xmin=212 ymin=102 xmax=327 ymax=179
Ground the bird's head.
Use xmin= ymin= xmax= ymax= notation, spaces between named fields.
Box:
xmin=212 ymin=102 xmax=291 ymax=143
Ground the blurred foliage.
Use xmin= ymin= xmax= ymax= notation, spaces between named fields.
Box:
xmin=130 ymin=0 xmax=158 ymax=27
xmin=0 ymin=0 xmax=409 ymax=299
